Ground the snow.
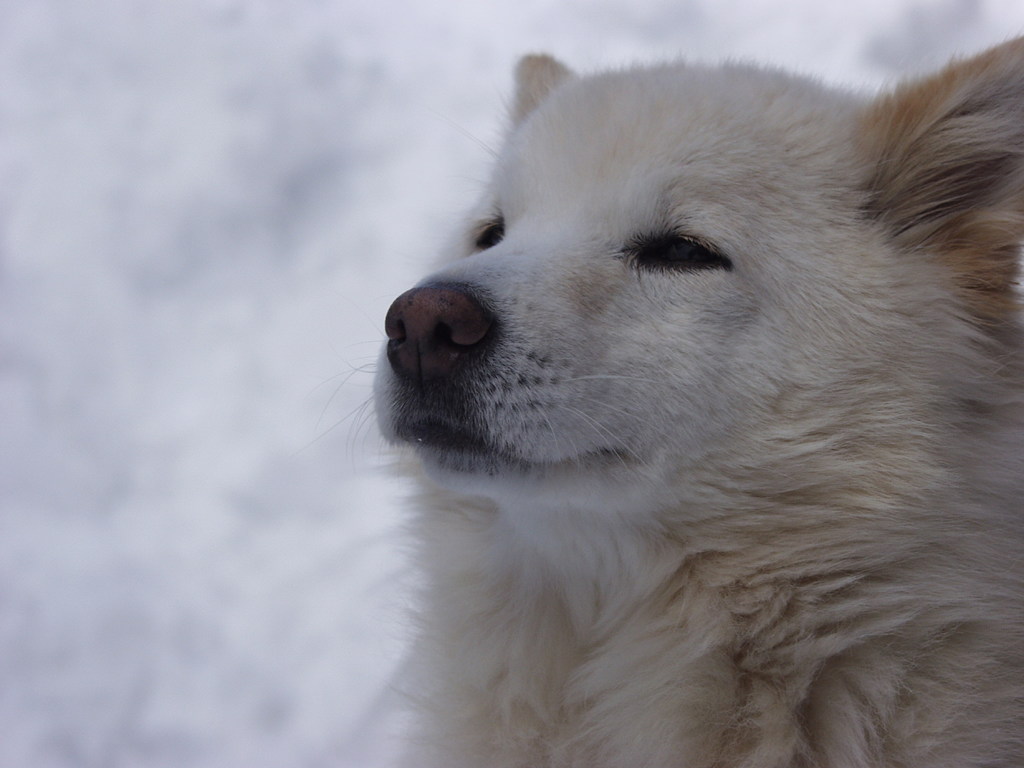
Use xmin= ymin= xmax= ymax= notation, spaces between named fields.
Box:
xmin=2 ymin=1 xmax=1022 ymax=765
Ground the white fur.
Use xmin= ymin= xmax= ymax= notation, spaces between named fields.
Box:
xmin=375 ymin=44 xmax=1024 ymax=767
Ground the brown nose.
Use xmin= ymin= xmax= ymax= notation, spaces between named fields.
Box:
xmin=385 ymin=283 xmax=494 ymax=382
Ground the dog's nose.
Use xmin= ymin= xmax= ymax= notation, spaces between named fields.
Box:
xmin=385 ymin=283 xmax=493 ymax=382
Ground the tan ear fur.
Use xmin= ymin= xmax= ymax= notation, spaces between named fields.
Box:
xmin=860 ymin=37 xmax=1024 ymax=324
xmin=511 ymin=54 xmax=573 ymax=126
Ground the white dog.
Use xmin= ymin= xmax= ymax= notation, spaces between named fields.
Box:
xmin=374 ymin=40 xmax=1024 ymax=767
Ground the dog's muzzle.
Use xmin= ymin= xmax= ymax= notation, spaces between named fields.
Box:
xmin=380 ymin=282 xmax=512 ymax=468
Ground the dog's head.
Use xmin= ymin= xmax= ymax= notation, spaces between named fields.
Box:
xmin=375 ymin=43 xmax=1024 ymax=509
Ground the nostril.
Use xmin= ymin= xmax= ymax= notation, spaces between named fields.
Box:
xmin=384 ymin=305 xmax=407 ymax=342
xmin=434 ymin=322 xmax=454 ymax=346
xmin=432 ymin=320 xmax=487 ymax=350
xmin=388 ymin=318 xmax=406 ymax=342
xmin=446 ymin=313 xmax=489 ymax=347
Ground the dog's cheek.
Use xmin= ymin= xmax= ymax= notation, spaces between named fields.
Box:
xmin=607 ymin=286 xmax=765 ymax=450
xmin=562 ymin=259 xmax=627 ymax=319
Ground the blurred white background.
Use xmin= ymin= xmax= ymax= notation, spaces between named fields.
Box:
xmin=2 ymin=1 xmax=1022 ymax=766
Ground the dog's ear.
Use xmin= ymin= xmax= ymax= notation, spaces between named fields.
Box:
xmin=860 ymin=37 xmax=1024 ymax=324
xmin=511 ymin=54 xmax=573 ymax=126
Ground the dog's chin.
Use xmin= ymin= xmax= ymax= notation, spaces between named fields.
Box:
xmin=397 ymin=420 xmax=526 ymax=478
xmin=405 ymin=427 xmax=635 ymax=499
xmin=419 ymin=445 xmax=525 ymax=481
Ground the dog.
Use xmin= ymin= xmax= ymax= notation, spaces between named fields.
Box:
xmin=373 ymin=40 xmax=1024 ymax=767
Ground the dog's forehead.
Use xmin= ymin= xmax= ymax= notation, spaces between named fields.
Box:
xmin=496 ymin=63 xmax=862 ymax=225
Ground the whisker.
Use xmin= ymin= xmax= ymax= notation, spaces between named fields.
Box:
xmin=349 ymin=398 xmax=382 ymax=459
xmin=558 ymin=403 xmax=616 ymax=443
xmin=569 ymin=393 xmax=637 ymax=421
xmin=534 ymin=406 xmax=571 ymax=467
xmin=313 ymin=364 xmax=377 ymax=432
xmin=309 ymin=361 xmax=376 ymax=396
xmin=564 ymin=374 xmax=659 ymax=385
xmin=295 ymin=396 xmax=375 ymax=456
xmin=430 ymin=109 xmax=500 ymax=159
xmin=555 ymin=403 xmax=633 ymax=471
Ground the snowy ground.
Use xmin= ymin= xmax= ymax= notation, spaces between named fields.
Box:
xmin=2 ymin=1 xmax=1023 ymax=766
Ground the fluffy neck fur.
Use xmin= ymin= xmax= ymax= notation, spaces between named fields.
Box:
xmin=402 ymin=338 xmax=1024 ymax=768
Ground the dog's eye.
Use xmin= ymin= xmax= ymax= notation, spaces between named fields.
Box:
xmin=630 ymin=234 xmax=732 ymax=272
xmin=474 ymin=218 xmax=505 ymax=250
